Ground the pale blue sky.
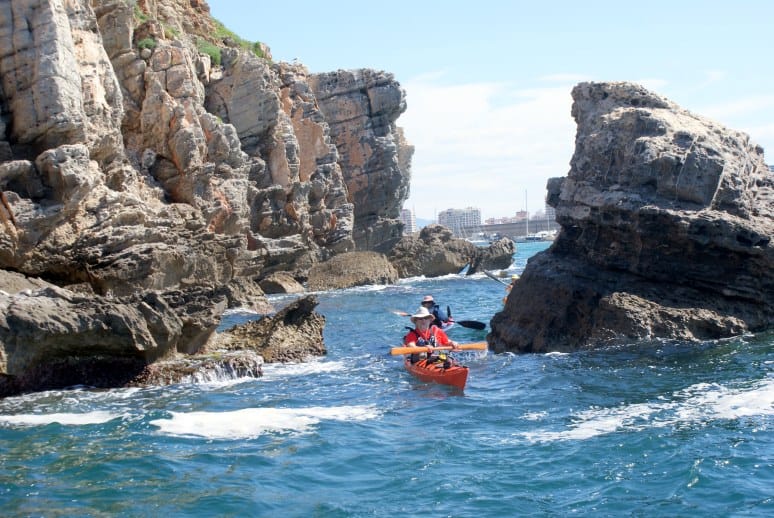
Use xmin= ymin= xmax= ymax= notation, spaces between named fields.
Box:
xmin=209 ymin=0 xmax=774 ymax=220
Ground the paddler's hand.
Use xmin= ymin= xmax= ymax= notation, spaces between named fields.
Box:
xmin=426 ymin=347 xmax=434 ymax=354
xmin=451 ymin=342 xmax=460 ymax=351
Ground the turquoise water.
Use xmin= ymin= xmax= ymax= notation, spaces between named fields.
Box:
xmin=1 ymin=241 xmax=772 ymax=516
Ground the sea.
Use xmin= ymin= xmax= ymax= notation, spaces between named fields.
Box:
xmin=1 ymin=241 xmax=772 ymax=517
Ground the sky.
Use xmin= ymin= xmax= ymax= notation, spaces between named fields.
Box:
xmin=208 ymin=0 xmax=774 ymax=221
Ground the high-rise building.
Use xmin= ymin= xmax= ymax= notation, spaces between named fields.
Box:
xmin=544 ymin=203 xmax=556 ymax=222
xmin=400 ymin=208 xmax=417 ymax=235
xmin=437 ymin=207 xmax=481 ymax=236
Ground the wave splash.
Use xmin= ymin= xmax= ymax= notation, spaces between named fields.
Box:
xmin=520 ymin=378 xmax=774 ymax=443
xmin=150 ymin=405 xmax=379 ymax=439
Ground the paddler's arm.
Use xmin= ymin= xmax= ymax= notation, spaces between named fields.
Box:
xmin=404 ymin=339 xmax=433 ymax=354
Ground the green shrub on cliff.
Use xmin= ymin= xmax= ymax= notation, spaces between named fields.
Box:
xmin=137 ymin=37 xmax=157 ymax=51
xmin=197 ymin=39 xmax=222 ymax=66
xmin=212 ymin=18 xmax=266 ymax=60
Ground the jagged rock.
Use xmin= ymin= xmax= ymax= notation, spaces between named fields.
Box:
xmin=128 ymin=350 xmax=264 ymax=386
xmin=0 ymin=1 xmax=410 ymax=293
xmin=218 ymin=278 xmax=274 ymax=313
xmin=259 ymin=271 xmax=305 ymax=294
xmin=0 ymin=285 xmax=184 ymax=397
xmin=489 ymin=81 xmax=774 ymax=353
xmin=306 ymin=251 xmax=398 ymax=291
xmin=467 ymin=237 xmax=517 ymax=273
xmin=0 ymin=1 xmax=415 ymax=394
xmin=388 ymin=224 xmax=477 ymax=278
xmin=0 ymin=0 xmax=124 ymax=163
xmin=310 ymin=69 xmax=413 ymax=251
xmin=0 ymin=270 xmax=55 ymax=294
xmin=213 ymin=295 xmax=325 ymax=362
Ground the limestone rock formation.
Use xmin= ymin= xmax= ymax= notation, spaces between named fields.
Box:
xmin=388 ymin=224 xmax=477 ymax=278
xmin=306 ymin=251 xmax=398 ymax=291
xmin=0 ymin=274 xmax=324 ymax=396
xmin=0 ymin=0 xmax=412 ymax=394
xmin=489 ymin=82 xmax=774 ymax=353
xmin=310 ymin=69 xmax=413 ymax=251
xmin=0 ymin=283 xmax=183 ymax=396
xmin=467 ymin=237 xmax=517 ymax=273
xmin=214 ymin=295 xmax=325 ymax=362
xmin=0 ymin=0 xmax=411 ymax=293
xmin=259 ymin=271 xmax=305 ymax=294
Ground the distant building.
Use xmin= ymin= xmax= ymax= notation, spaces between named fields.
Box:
xmin=544 ymin=203 xmax=556 ymax=222
xmin=400 ymin=208 xmax=417 ymax=235
xmin=438 ymin=207 xmax=481 ymax=236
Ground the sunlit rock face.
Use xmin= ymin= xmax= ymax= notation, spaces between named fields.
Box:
xmin=309 ymin=69 xmax=413 ymax=252
xmin=489 ymin=81 xmax=774 ymax=353
xmin=0 ymin=0 xmax=412 ymax=395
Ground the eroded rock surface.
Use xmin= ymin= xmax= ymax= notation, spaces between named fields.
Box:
xmin=307 ymin=251 xmax=398 ymax=291
xmin=489 ymin=82 xmax=773 ymax=353
xmin=0 ymin=0 xmax=412 ymax=395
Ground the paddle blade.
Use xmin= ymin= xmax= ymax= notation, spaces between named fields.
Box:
xmin=389 ymin=342 xmax=488 ymax=355
xmin=457 ymin=320 xmax=486 ymax=330
xmin=483 ymin=270 xmax=508 ymax=285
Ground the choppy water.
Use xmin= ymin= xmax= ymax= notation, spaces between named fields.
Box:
xmin=1 ymin=242 xmax=772 ymax=516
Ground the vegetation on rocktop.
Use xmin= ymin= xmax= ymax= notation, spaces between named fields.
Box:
xmin=196 ymin=38 xmax=222 ymax=66
xmin=130 ymin=1 xmax=268 ymax=64
xmin=212 ymin=18 xmax=266 ymax=59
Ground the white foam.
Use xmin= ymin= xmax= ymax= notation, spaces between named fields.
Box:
xmin=222 ymin=307 xmax=262 ymax=318
xmin=521 ymin=378 xmax=774 ymax=443
xmin=0 ymin=411 xmax=121 ymax=427
xmin=150 ymin=405 xmax=379 ymax=439
xmin=260 ymin=360 xmax=347 ymax=380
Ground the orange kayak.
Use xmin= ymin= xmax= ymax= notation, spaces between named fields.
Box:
xmin=403 ymin=357 xmax=469 ymax=390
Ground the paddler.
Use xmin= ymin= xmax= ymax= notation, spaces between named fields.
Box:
xmin=503 ymin=274 xmax=519 ymax=304
xmin=419 ymin=295 xmax=453 ymax=329
xmin=404 ymin=306 xmax=459 ymax=364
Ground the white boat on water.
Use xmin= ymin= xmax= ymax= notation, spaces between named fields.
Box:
xmin=515 ymin=230 xmax=556 ymax=243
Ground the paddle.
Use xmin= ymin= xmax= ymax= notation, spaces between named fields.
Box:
xmin=483 ymin=270 xmax=508 ymax=285
xmin=390 ymin=309 xmax=486 ymax=330
xmin=457 ymin=320 xmax=486 ymax=330
xmin=446 ymin=305 xmax=487 ymax=329
xmin=390 ymin=342 xmax=488 ymax=355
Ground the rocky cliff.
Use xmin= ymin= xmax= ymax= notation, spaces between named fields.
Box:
xmin=0 ymin=0 xmax=412 ymax=395
xmin=489 ymin=82 xmax=773 ymax=353
xmin=0 ymin=0 xmax=412 ymax=292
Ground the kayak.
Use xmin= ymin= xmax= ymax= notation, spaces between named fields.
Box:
xmin=403 ymin=357 xmax=469 ymax=390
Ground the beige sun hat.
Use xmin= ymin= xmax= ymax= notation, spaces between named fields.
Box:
xmin=410 ymin=306 xmax=433 ymax=321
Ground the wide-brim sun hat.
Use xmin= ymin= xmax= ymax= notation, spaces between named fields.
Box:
xmin=421 ymin=295 xmax=434 ymax=303
xmin=410 ymin=306 xmax=433 ymax=321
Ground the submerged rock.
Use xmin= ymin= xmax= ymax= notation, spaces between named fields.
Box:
xmin=489 ymin=81 xmax=774 ymax=353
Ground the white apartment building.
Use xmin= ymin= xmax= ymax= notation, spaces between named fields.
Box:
xmin=438 ymin=207 xmax=481 ymax=236
xmin=400 ymin=208 xmax=417 ymax=235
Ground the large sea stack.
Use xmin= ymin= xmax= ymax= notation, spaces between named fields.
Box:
xmin=489 ymin=82 xmax=773 ymax=353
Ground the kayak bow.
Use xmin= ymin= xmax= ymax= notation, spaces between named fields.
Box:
xmin=403 ymin=357 xmax=469 ymax=390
